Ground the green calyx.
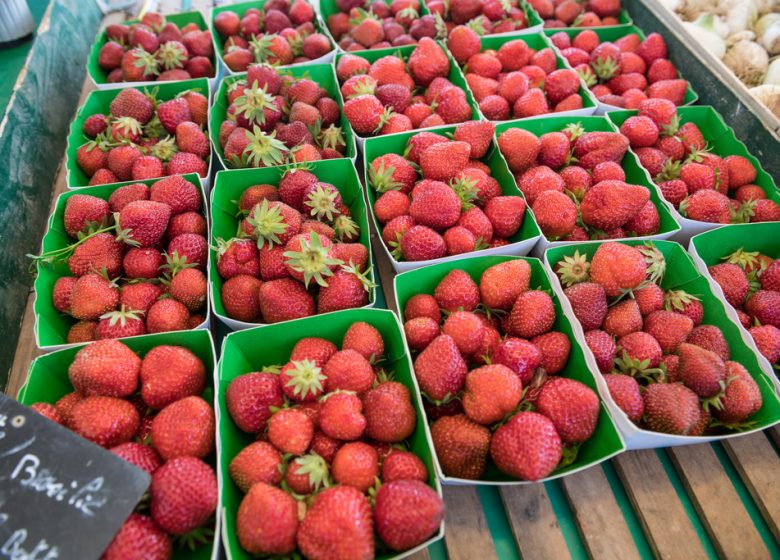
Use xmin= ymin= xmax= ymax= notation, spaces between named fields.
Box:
xmin=249 ymin=34 xmax=280 ymax=64
xmin=374 ymin=106 xmax=395 ymax=135
xmin=99 ymin=305 xmax=144 ymax=327
xmin=149 ymin=135 xmax=178 ymax=161
xmin=333 ymin=214 xmax=359 ymax=242
xmin=288 ymin=453 xmax=331 ymax=493
xmin=303 ymin=184 xmax=341 ymax=222
xmin=556 ymin=250 xmax=590 ymax=287
xmin=576 ymin=67 xmax=597 ymax=87
xmin=161 ymin=250 xmax=197 ymax=278
xmin=661 ymin=114 xmax=681 ymax=137
xmin=157 ymin=41 xmax=187 ymax=70
xmin=340 ymin=262 xmax=376 ymax=292
xmin=613 ymin=350 xmax=665 ymax=383
xmin=143 ymin=114 xmax=166 ymax=139
xmin=348 ymin=7 xmax=380 ymax=27
xmin=450 ymin=176 xmax=480 ymax=211
xmin=638 ymin=242 xmax=666 ymax=285
xmin=242 ymin=127 xmax=289 ymax=169
xmin=591 ymin=56 xmax=620 ymax=80
xmin=722 ymin=247 xmax=761 ymax=271
xmin=283 ymin=359 xmax=326 ymax=400
xmin=654 ymin=158 xmax=681 ymax=182
xmin=83 ymin=131 xmax=113 ymax=153
xmin=563 ymin=122 xmax=585 ymax=142
xmin=283 ymin=231 xmax=344 ymax=288
xmin=131 ymin=47 xmax=159 ymax=77
xmin=663 ymin=289 xmax=699 ymax=313
xmin=316 ymin=124 xmax=346 ymax=152
xmin=233 ymin=83 xmax=279 ymax=127
xmin=246 ymin=198 xmax=290 ymax=249
xmin=112 ymin=116 xmax=142 ymax=142
xmin=368 ymin=159 xmax=402 ymax=193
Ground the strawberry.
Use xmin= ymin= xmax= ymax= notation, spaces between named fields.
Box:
xmin=659 ymin=179 xmax=688 ymax=208
xmin=258 ymin=278 xmax=315 ymax=323
xmin=419 ymin=141 xmax=471 ymax=182
xmin=404 ymin=317 xmax=440 ymax=351
xmin=708 ymin=263 xmax=749 ymax=307
xmin=150 ymin=456 xmax=217 ymax=534
xmin=236 ymin=483 xmax=298 ymax=555
xmin=117 ymin=200 xmax=171 ymax=247
xmin=216 ymin=238 xmax=260 ymax=279
xmin=508 ymin=290 xmax=555 ymax=339
xmin=636 ymin=32 xmax=667 ymax=65
xmin=603 ymin=299 xmax=642 ymax=338
xmin=746 ymin=290 xmax=780 ymax=328
xmin=498 ymin=128 xmax=540 ymax=173
xmin=363 ymin=381 xmax=416 ymax=442
xmin=382 ymin=450 xmax=427 ymax=483
xmin=478 ymin=260 xmax=530 ymax=311
xmin=268 ymin=408 xmax=313 ymax=454
xmin=409 ymin=181 xmax=461 ymax=230
xmin=110 ymin=88 xmax=154 ymax=123
xmin=157 ymin=97 xmax=191 ymax=133
xmin=643 ymin=383 xmax=700 ymax=435
xmin=344 ymin=94 xmax=384 ymax=135
xmin=102 ymin=514 xmax=171 ymax=560
xmin=747 ymin=198 xmax=780 ymax=222
xmin=434 ymin=269 xmax=480 ymax=312
xmin=140 ymin=345 xmax=206 ymax=409
xmin=221 ymin=274 xmax=262 ymax=322
xmin=453 ymin=121 xmax=495 ymax=159
xmin=297 ymin=486 xmax=374 ymax=559
xmin=342 ymin=321 xmax=384 ymax=363
xmin=68 ymin=233 xmax=124 ymax=277
xmin=322 ymin=349 xmax=373 ymax=394
xmin=226 ymin=372 xmax=283 ymax=434
xmin=533 ymin=190 xmax=578 ymax=239
xmin=414 ymin=333 xmax=468 ymax=403
xmin=374 ymin=480 xmax=443 ymax=551
xmin=448 ymin=25 xmax=481 ymax=64
xmin=368 ymin=153 xmax=418 ymax=194
xmin=712 ymin=361 xmax=761 ymax=424
xmin=331 ymin=441 xmax=379 ymax=492
xmin=513 ymin=88 xmax=549 ymax=118
xmin=404 ymin=293 xmax=441 ymax=322
xmin=490 ymin=411 xmax=562 ymax=481
xmin=30 ymin=402 xmax=65 ymax=425
xmin=620 ymin=115 xmax=659 ymax=148
xmin=604 ymin=374 xmax=643 ymax=423
xmin=110 ymin=442 xmax=162 ymax=474
xmin=564 ymin=282 xmax=608 ymax=331
xmin=751 ymin=325 xmax=780 ymax=363
xmin=69 ymin=273 xmax=119 ymax=321
xmin=119 ymin=282 xmax=161 ymax=315
xmin=724 ymin=155 xmax=757 ymax=189
xmin=640 ymin=310 xmax=693 ymax=355
xmin=544 ymin=69 xmax=581 ymax=105
xmin=399 ymin=225 xmax=446 ymax=261
xmin=537 ymin=377 xmax=599 ymax=443
xmin=647 ymin=79 xmax=687 ymax=105
xmin=589 ymin=242 xmax=647 ymax=297
xmin=150 ymin=395 xmax=214 ymax=462
xmin=462 ymin=364 xmax=522 ymax=425
xmin=318 ymin=391 xmax=366 ymax=441
xmin=169 ymin=268 xmax=207 ymax=311
xmin=123 ymin=247 xmax=163 ymax=279
xmin=679 ymin=162 xmax=716 ymax=193
xmin=686 ymin=325 xmax=729 ymax=362
xmin=492 ymin=338 xmax=542 ymax=385
xmin=63 ymin=195 xmax=110 ymax=238
xmin=70 ymin=396 xmax=140 ymax=448
xmin=430 ymin=414 xmax=489 ymax=479
xmin=407 ymin=37 xmax=450 ymax=86
xmin=483 ymin=195 xmax=526 ymax=238
xmin=679 ymin=190 xmax=731 ymax=223
xmin=94 ymin=306 xmax=146 ymax=340
xmin=517 ymin=165 xmax=565 ymax=205
xmin=580 ymin=181 xmax=650 ymax=230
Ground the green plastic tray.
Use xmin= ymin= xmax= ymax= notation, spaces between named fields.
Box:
xmin=460 ymin=32 xmax=598 ymax=122
xmin=207 ymin=63 xmax=357 ymax=170
xmin=493 ymin=114 xmax=681 ymax=253
xmin=361 ymin=124 xmax=542 ymax=271
xmin=209 ymin=0 xmax=335 ymax=75
xmin=544 ymin=25 xmax=698 ymax=113
xmin=87 ymin=11 xmax=217 ymax=89
xmin=544 ymin=239 xmax=780 ymax=449
xmin=65 ymin=78 xmax=212 ymax=188
xmin=688 ymin=223 xmax=780 ymax=391
xmin=216 ymin=308 xmax=443 ymax=559
xmin=607 ymin=105 xmax=780 ymax=240
xmin=17 ymin=329 xmax=220 ymax=560
xmin=333 ymin=42 xmax=480 ymax=143
xmin=33 ymin=174 xmax=210 ymax=351
xmin=209 ymin=159 xmax=377 ymax=330
xmin=393 ymin=254 xmax=626 ymax=483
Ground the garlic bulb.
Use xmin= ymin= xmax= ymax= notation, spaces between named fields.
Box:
xmin=724 ymin=1 xmax=758 ymax=35
xmin=724 ymin=40 xmax=770 ymax=85
xmin=683 ymin=19 xmax=727 ymax=58
xmin=758 ymin=20 xmax=780 ymax=55
xmin=763 ymin=57 xmax=780 ymax=84
xmin=750 ymin=84 xmax=780 ymax=118
xmin=678 ymin=0 xmax=718 ymax=21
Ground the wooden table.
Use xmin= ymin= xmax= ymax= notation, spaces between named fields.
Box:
xmin=7 ymin=1 xmax=780 ymax=559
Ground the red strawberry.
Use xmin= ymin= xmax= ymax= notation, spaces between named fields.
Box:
xmin=331 ymin=441 xmax=379 ymax=492
xmin=490 ymin=411 xmax=562 ymax=481
xmin=498 ymin=128 xmax=540 ymax=173
xmin=150 ymin=395 xmax=214 ymax=461
xmin=679 ymin=190 xmax=731 ymax=223
xmin=751 ymin=325 xmax=780 ymax=363
xmin=620 ymin=116 xmax=659 ymax=148
xmin=580 ymin=181 xmax=650 ymax=230
xmin=117 ymin=200 xmax=171 ymax=247
xmin=479 ymin=259 xmax=530 ymax=311
xmin=226 ymin=372 xmax=283 ymax=433
xmin=430 ymin=414 xmax=489 ymax=479
xmin=533 ymin=190 xmax=578 ymax=239
xmin=419 ymin=141 xmax=471 ymax=182
xmin=462 ymin=364 xmax=522 ymax=425
xmin=448 ymin=25 xmax=481 ymax=64
xmin=70 ymin=396 xmax=140 ymax=448
xmin=636 ymin=32 xmax=667 ymax=65
xmin=364 ymin=381 xmax=416 ymax=442
xmin=63 ymin=195 xmax=110 ymax=238
xmin=342 ymin=321 xmax=384 ymax=362
xmin=564 ymin=282 xmax=608 ymax=331
xmin=140 ymin=345 xmax=205 ymax=409
xmin=150 ymin=456 xmax=217 ymax=534
xmin=643 ymin=383 xmax=700 ymax=435
xmin=414 ymin=335 xmax=468 ymax=401
xmin=297 ymin=486 xmax=374 ymax=559
xmin=399 ymin=225 xmax=446 ymax=261
xmin=408 ymin=37 xmax=450 ymax=86
xmin=537 ymin=377 xmax=599 ymax=443
xmin=724 ymin=155 xmax=757 ymax=189
xmin=258 ymin=278 xmax=315 ymax=323
xmin=268 ymin=408 xmax=313 ymax=455
xmin=344 ymin=94 xmax=384 ymax=135
xmin=404 ymin=293 xmax=441 ymax=322
xmin=434 ymin=269 xmax=480 ymax=312
xmin=69 ymin=273 xmax=119 ymax=321
xmin=746 ymin=290 xmax=780 ymax=328
xmin=544 ymin=69 xmax=580 ymax=105
xmin=374 ymin=480 xmax=443 ymax=551
xmin=319 ymin=391 xmax=366 ymax=441
xmin=589 ymin=242 xmax=647 ymax=297
xmin=508 ymin=290 xmax=555 ymax=339
xmin=453 ymin=120 xmax=495 ymax=159
xmin=236 ymin=483 xmax=298 ymax=555
xmin=603 ymin=299 xmax=643 ymax=338
xmin=382 ymin=450 xmax=427 ymax=483
xmin=604 ymin=374 xmax=643 ymax=423
xmin=229 ymin=442 xmax=283 ymax=492
xmin=102 ymin=514 xmax=171 ymax=560
xmin=492 ymin=338 xmax=542 ymax=385
xmin=483 ymin=196 xmax=526 ymax=238
xmin=643 ymin=310 xmax=694 ymax=354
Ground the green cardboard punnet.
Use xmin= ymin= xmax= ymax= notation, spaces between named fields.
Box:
xmin=216 ymin=308 xmax=443 ymax=558
xmin=207 ymin=63 xmax=357 ymax=170
xmin=493 ymin=114 xmax=681 ymax=254
xmin=394 ymin=254 xmax=626 ymax=483
xmin=66 ymin=79 xmax=212 ymax=188
xmin=544 ymin=239 xmax=780 ymax=449
xmin=18 ymin=329 xmax=220 ymax=560
xmin=362 ymin=124 xmax=542 ymax=272
xmin=33 ymin=174 xmax=210 ymax=351
xmin=86 ymin=11 xmax=217 ymax=89
xmin=209 ymin=160 xmax=377 ymax=330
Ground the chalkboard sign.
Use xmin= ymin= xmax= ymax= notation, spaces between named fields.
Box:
xmin=0 ymin=394 xmax=151 ymax=559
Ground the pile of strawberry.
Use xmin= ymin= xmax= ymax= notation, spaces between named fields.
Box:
xmin=555 ymin=242 xmax=764 ymax=435
xmin=215 ymin=168 xmax=373 ymax=324
xmin=551 ymin=30 xmax=688 ymax=109
xmin=368 ymin=121 xmax=529 ymax=261
xmin=616 ymin=100 xmax=780 ymax=224
xmin=327 ymin=0 xmax=431 ymax=50
xmin=76 ymin=87 xmax=209 ymax=185
xmin=224 ymin=322 xmax=444 ymax=556
xmin=336 ymin=38 xmax=474 ymax=136
xmin=403 ymin=261 xmax=601 ymax=481
xmin=530 ymin=0 xmax=621 ymax=27
xmin=98 ymin=11 xmax=216 ymax=83
xmin=497 ymin=122 xmax=661 ymax=241
xmin=213 ymin=2 xmax=333 ymax=72
xmin=217 ymin=63 xmax=349 ymax=168
xmin=424 ymin=0 xmax=532 ymax=36
xmin=38 ymin=176 xmax=207 ymax=343
xmin=28 ymin=339 xmax=217 ymax=558
xmin=448 ymin=31 xmax=586 ymax=120
xmin=708 ymin=248 xmax=780 ymax=368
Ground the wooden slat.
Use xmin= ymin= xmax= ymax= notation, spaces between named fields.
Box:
xmin=561 ymin=465 xmax=640 ymax=560
xmin=668 ymin=444 xmax=770 ymax=560
xmin=768 ymin=426 xmax=780 ymax=448
xmin=722 ymin=433 xmax=780 ymax=543
xmin=405 ymin=549 xmax=430 ymax=560
xmin=441 ymin=486 xmax=498 ymax=560
xmin=499 ymin=485 xmax=570 ymax=560
xmin=613 ymin=450 xmax=707 ymax=560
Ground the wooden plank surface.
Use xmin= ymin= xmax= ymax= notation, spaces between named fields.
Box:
xmin=722 ymin=433 xmax=780 ymax=543
xmin=613 ymin=450 xmax=707 ymax=560
xmin=500 ymin=485 xmax=570 ymax=560
xmin=561 ymin=465 xmax=641 ymax=560
xmin=669 ymin=444 xmax=770 ymax=560
xmin=442 ymin=486 xmax=499 ymax=560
